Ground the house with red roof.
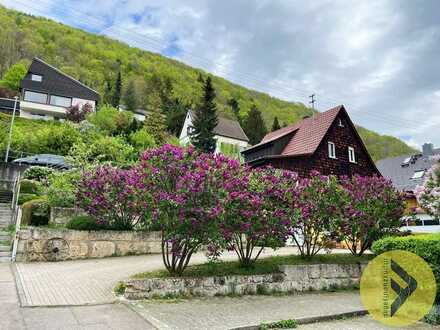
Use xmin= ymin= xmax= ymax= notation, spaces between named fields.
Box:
xmin=241 ymin=105 xmax=380 ymax=177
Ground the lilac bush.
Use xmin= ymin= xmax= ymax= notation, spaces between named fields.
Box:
xmin=221 ymin=167 xmax=298 ymax=267
xmin=66 ymin=103 xmax=93 ymax=123
xmin=338 ymin=175 xmax=405 ymax=256
xmin=415 ymin=159 xmax=440 ymax=219
xmin=133 ymin=145 xmax=242 ymax=275
xmin=76 ymin=165 xmax=143 ymax=230
xmin=291 ymin=171 xmax=344 ymax=258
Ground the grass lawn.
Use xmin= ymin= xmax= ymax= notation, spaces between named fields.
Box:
xmin=132 ymin=253 xmax=373 ymax=279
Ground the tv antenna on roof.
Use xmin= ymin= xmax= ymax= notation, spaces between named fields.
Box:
xmin=309 ymin=94 xmax=316 ymax=110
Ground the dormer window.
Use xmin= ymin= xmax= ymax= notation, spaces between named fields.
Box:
xmin=328 ymin=142 xmax=336 ymax=159
xmin=31 ymin=74 xmax=43 ymax=82
xmin=348 ymin=146 xmax=356 ymax=163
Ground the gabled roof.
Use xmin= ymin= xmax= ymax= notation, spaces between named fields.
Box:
xmin=189 ymin=110 xmax=249 ymax=142
xmin=244 ymin=105 xmax=343 ymax=156
xmin=377 ymin=152 xmax=440 ymax=192
xmin=20 ymin=58 xmax=100 ymax=101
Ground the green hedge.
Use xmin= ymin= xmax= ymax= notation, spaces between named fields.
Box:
xmin=20 ymin=179 xmax=43 ymax=195
xmin=372 ymin=234 xmax=440 ymax=303
xmin=66 ymin=216 xmax=104 ymax=231
xmin=21 ymin=199 xmax=50 ymax=226
xmin=18 ymin=193 xmax=40 ymax=205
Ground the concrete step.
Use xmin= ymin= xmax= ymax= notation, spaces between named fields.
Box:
xmin=0 ymin=245 xmax=10 ymax=252
xmin=0 ymin=256 xmax=11 ymax=263
xmin=0 ymin=251 xmax=11 ymax=258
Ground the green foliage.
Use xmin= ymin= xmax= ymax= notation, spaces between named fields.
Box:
xmin=243 ymin=104 xmax=267 ymax=145
xmin=111 ymin=68 xmax=122 ymax=107
xmin=18 ymin=193 xmax=39 ymax=205
xmin=66 ymin=215 xmax=103 ymax=231
xmin=114 ymin=281 xmax=127 ymax=295
xmin=23 ymin=166 xmax=55 ymax=182
xmin=259 ymin=319 xmax=297 ymax=329
xmin=0 ymin=61 xmax=27 ymax=90
xmin=219 ymin=142 xmax=242 ymax=160
xmin=0 ymin=5 xmax=417 ymax=161
xmin=372 ymin=233 xmax=440 ymax=303
xmin=20 ymin=179 xmax=43 ymax=195
xmin=46 ymin=170 xmax=80 ymax=207
xmin=129 ymin=129 xmax=156 ymax=152
xmin=21 ymin=198 xmax=50 ymax=226
xmin=87 ymin=105 xmax=134 ymax=136
xmin=190 ymin=77 xmax=218 ymax=153
xmin=144 ymin=92 xmax=167 ymax=144
xmin=227 ymin=97 xmax=240 ymax=121
xmin=271 ymin=116 xmax=281 ymax=132
xmin=165 ymin=99 xmax=188 ymax=136
xmin=123 ymin=78 xmax=137 ymax=111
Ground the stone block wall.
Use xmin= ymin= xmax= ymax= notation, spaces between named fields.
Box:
xmin=15 ymin=227 xmax=161 ymax=262
xmin=124 ymin=262 xmax=367 ymax=300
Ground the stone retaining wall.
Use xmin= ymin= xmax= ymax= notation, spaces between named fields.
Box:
xmin=124 ymin=263 xmax=367 ymax=299
xmin=16 ymin=227 xmax=161 ymax=262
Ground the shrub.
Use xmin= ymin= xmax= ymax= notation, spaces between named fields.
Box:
xmin=87 ymin=105 xmax=134 ymax=136
xmin=133 ymin=145 xmax=233 ymax=275
xmin=66 ymin=215 xmax=102 ymax=231
xmin=372 ymin=234 xmax=440 ymax=303
xmin=129 ymin=129 xmax=156 ymax=152
xmin=338 ymin=175 xmax=405 ymax=256
xmin=66 ymin=103 xmax=93 ymax=123
xmin=23 ymin=166 xmax=55 ymax=183
xmin=20 ymin=179 xmax=43 ymax=195
xmin=291 ymin=172 xmax=345 ymax=258
xmin=415 ymin=159 xmax=440 ymax=219
xmin=21 ymin=199 xmax=50 ymax=226
xmin=18 ymin=193 xmax=39 ymax=205
xmin=46 ymin=170 xmax=80 ymax=208
xmin=221 ymin=167 xmax=298 ymax=267
xmin=77 ymin=165 xmax=143 ymax=230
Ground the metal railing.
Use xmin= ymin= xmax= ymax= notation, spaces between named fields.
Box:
xmin=11 ymin=173 xmax=21 ymax=262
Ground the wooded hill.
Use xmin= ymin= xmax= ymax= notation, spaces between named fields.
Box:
xmin=0 ymin=5 xmax=417 ymax=161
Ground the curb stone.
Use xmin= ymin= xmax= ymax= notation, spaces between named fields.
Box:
xmin=230 ymin=309 xmax=368 ymax=330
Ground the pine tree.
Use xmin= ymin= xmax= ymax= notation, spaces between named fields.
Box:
xmin=271 ymin=116 xmax=281 ymax=131
xmin=243 ymin=104 xmax=267 ymax=145
xmin=190 ymin=76 xmax=218 ymax=153
xmin=144 ymin=91 xmax=167 ymax=144
xmin=166 ymin=98 xmax=188 ymax=136
xmin=111 ymin=66 xmax=122 ymax=108
xmin=228 ymin=98 xmax=240 ymax=122
xmin=123 ymin=79 xmax=137 ymax=111
xmin=103 ymin=78 xmax=113 ymax=105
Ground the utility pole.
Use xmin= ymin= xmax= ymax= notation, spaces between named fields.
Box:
xmin=309 ymin=94 xmax=316 ymax=110
xmin=4 ymin=96 xmax=19 ymax=163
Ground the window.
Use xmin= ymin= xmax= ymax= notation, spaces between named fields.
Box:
xmin=338 ymin=118 xmax=344 ymax=127
xmin=348 ymin=147 xmax=356 ymax=163
xmin=187 ymin=125 xmax=195 ymax=135
xmin=23 ymin=90 xmax=48 ymax=104
xmin=328 ymin=142 xmax=336 ymax=159
xmin=411 ymin=170 xmax=425 ymax=180
xmin=31 ymin=74 xmax=43 ymax=82
xmin=49 ymin=95 xmax=72 ymax=107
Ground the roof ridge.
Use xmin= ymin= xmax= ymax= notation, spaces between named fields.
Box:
xmin=33 ymin=57 xmax=100 ymax=96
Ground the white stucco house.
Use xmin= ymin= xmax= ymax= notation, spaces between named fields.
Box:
xmin=179 ymin=110 xmax=249 ymax=155
xmin=18 ymin=58 xmax=100 ymax=120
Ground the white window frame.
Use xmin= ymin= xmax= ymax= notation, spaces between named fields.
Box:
xmin=31 ymin=74 xmax=43 ymax=82
xmin=49 ymin=95 xmax=72 ymax=107
xmin=23 ymin=90 xmax=48 ymax=104
xmin=348 ymin=146 xmax=356 ymax=163
xmin=328 ymin=141 xmax=336 ymax=159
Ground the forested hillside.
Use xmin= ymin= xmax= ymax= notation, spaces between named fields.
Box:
xmin=0 ymin=5 xmax=417 ymax=161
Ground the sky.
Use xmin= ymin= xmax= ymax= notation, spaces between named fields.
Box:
xmin=2 ymin=0 xmax=440 ymax=149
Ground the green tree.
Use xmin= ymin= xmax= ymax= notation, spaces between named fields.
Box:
xmin=144 ymin=91 xmax=167 ymax=144
xmin=271 ymin=116 xmax=281 ymax=131
xmin=243 ymin=104 xmax=267 ymax=145
xmin=111 ymin=66 xmax=122 ymax=108
xmin=0 ymin=62 xmax=27 ymax=91
xmin=166 ymin=98 xmax=188 ymax=136
xmin=190 ymin=76 xmax=218 ymax=153
xmin=228 ymin=97 xmax=240 ymax=122
xmin=123 ymin=79 xmax=137 ymax=111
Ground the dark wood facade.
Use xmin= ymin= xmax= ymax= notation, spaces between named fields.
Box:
xmin=242 ymin=107 xmax=380 ymax=177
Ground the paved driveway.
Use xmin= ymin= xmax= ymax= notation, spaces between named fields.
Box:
xmin=14 ymin=247 xmax=299 ymax=307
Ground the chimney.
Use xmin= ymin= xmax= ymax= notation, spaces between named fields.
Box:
xmin=422 ymin=143 xmax=434 ymax=156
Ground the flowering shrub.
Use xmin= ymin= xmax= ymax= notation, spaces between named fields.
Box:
xmin=66 ymin=103 xmax=93 ymax=123
xmin=221 ymin=167 xmax=298 ymax=266
xmin=415 ymin=160 xmax=440 ymax=219
xmin=339 ymin=175 xmax=405 ymax=256
xmin=76 ymin=165 xmax=143 ymax=230
xmin=133 ymin=145 xmax=239 ymax=275
xmin=291 ymin=172 xmax=344 ymax=258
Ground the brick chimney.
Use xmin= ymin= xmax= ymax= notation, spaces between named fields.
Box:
xmin=422 ymin=143 xmax=434 ymax=156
